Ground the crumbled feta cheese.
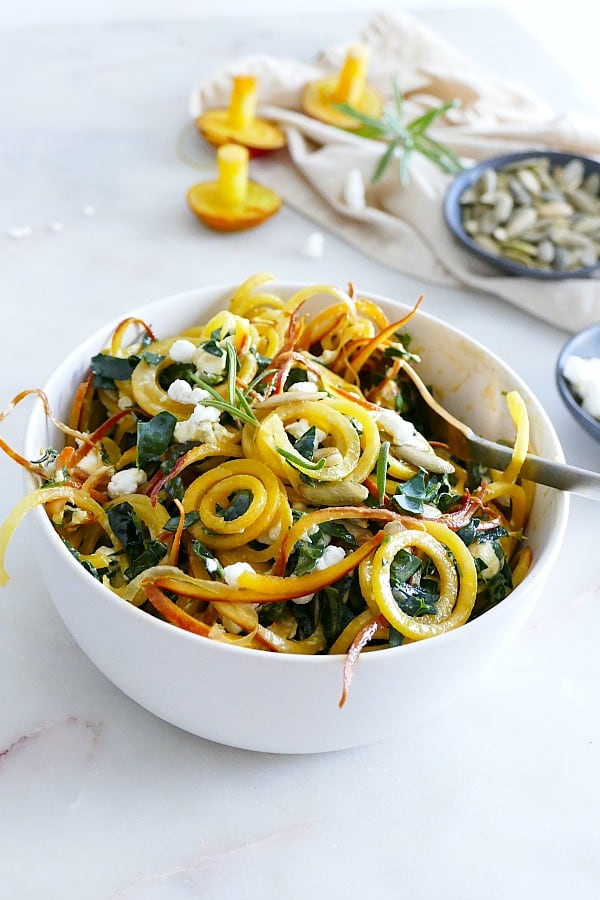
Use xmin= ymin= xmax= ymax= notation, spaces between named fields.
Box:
xmin=377 ymin=408 xmax=415 ymax=445
xmin=8 ymin=226 xmax=33 ymax=240
xmin=222 ymin=561 xmax=255 ymax=588
xmin=48 ymin=221 xmax=64 ymax=233
xmin=563 ymin=354 xmax=600 ymax=420
xmin=169 ymin=339 xmax=197 ymax=364
xmin=286 ymin=381 xmax=319 ymax=395
xmin=204 ymin=557 xmax=219 ymax=574
xmin=193 ymin=346 xmax=226 ymax=376
xmin=76 ymin=447 xmax=104 ymax=475
xmin=70 ymin=509 xmax=90 ymax=525
xmin=302 ymin=231 xmax=325 ymax=260
xmin=167 ymin=380 xmax=213 ymax=406
xmin=342 ymin=168 xmax=366 ymax=210
xmin=192 ymin=404 xmax=221 ymax=423
xmin=81 ymin=205 xmax=96 ymax=217
xmin=314 ymin=544 xmax=346 ymax=571
xmin=168 ymin=379 xmax=194 ymax=404
xmin=173 ymin=414 xmax=227 ymax=444
xmin=286 ymin=418 xmax=310 ymax=440
xmin=313 ymin=447 xmax=344 ymax=467
xmin=117 ymin=393 xmax=135 ymax=410
xmin=293 ymin=544 xmax=345 ymax=604
xmin=285 ymin=418 xmax=327 ymax=445
xmin=191 ymin=387 xmax=212 ymax=403
xmin=107 ymin=467 xmax=147 ymax=499
xmin=469 ymin=541 xmax=501 ymax=580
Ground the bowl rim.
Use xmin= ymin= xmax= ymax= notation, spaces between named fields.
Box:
xmin=556 ymin=322 xmax=600 ymax=438
xmin=23 ymin=280 xmax=571 ymax=667
xmin=444 ymin=149 xmax=600 ymax=280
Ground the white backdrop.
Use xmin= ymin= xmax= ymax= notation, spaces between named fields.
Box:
xmin=2 ymin=0 xmax=598 ymax=94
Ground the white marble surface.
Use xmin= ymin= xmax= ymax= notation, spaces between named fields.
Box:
xmin=1 ymin=9 xmax=599 ymax=899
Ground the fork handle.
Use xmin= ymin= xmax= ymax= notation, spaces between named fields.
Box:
xmin=467 ymin=433 xmax=600 ymax=501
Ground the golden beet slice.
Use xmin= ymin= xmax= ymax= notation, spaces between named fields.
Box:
xmin=196 ymin=75 xmax=286 ymax=155
xmin=302 ymin=44 xmax=383 ymax=130
xmin=187 ymin=144 xmax=281 ymax=232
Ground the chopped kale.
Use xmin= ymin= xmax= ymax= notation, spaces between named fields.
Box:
xmin=136 ymin=411 xmax=177 ymax=470
xmin=90 ymin=353 xmax=138 ymax=389
xmin=107 ymin=502 xmax=167 ymax=581
xmin=215 ymin=489 xmax=253 ymax=522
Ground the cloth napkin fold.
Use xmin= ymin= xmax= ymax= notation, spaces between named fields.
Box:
xmin=189 ymin=11 xmax=600 ymax=332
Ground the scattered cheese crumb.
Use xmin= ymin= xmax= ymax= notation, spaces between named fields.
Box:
xmin=169 ymin=339 xmax=196 ymax=364
xmin=117 ymin=393 xmax=135 ymax=410
xmin=302 ymin=231 xmax=325 ymax=260
xmin=193 ymin=346 xmax=226 ymax=377
xmin=293 ymin=544 xmax=346 ymax=604
xmin=81 ymin=205 xmax=96 ymax=217
xmin=48 ymin=222 xmax=64 ymax=233
xmin=563 ymin=354 xmax=600 ymax=419
xmin=222 ymin=561 xmax=255 ymax=588
xmin=314 ymin=544 xmax=346 ymax=571
xmin=469 ymin=542 xmax=501 ymax=580
xmin=107 ymin=467 xmax=147 ymax=499
xmin=286 ymin=381 xmax=319 ymax=395
xmin=342 ymin=168 xmax=366 ymax=210
xmin=8 ymin=226 xmax=32 ymax=240
xmin=76 ymin=447 xmax=104 ymax=475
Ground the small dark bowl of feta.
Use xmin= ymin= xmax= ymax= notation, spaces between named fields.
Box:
xmin=556 ymin=322 xmax=600 ymax=442
xmin=444 ymin=151 xmax=600 ymax=279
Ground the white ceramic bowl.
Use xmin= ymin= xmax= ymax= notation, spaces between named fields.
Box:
xmin=24 ymin=282 xmax=569 ymax=753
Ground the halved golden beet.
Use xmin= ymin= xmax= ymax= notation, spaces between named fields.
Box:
xmin=196 ymin=75 xmax=286 ymax=156
xmin=187 ymin=144 xmax=281 ymax=232
xmin=301 ymin=44 xmax=383 ymax=130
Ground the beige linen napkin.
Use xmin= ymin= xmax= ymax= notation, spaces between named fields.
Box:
xmin=189 ymin=11 xmax=600 ymax=332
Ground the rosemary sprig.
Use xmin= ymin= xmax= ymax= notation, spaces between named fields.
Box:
xmin=190 ymin=371 xmax=260 ymax=427
xmin=276 ymin=447 xmax=327 ymax=472
xmin=336 ymin=80 xmax=462 ymax=185
xmin=376 ymin=440 xmax=390 ymax=504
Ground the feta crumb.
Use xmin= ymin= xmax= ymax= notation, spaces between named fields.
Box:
xmin=314 ymin=544 xmax=346 ymax=571
xmin=563 ymin=354 xmax=600 ymax=420
xmin=192 ymin=404 xmax=221 ymax=423
xmin=117 ymin=393 xmax=135 ymax=410
xmin=8 ymin=226 xmax=33 ymax=240
xmin=293 ymin=544 xmax=345 ymax=604
xmin=169 ymin=339 xmax=196 ymax=364
xmin=81 ymin=205 xmax=96 ymax=217
xmin=222 ymin=561 xmax=255 ymax=588
xmin=302 ymin=231 xmax=325 ymax=260
xmin=285 ymin=418 xmax=310 ymax=440
xmin=313 ymin=447 xmax=344 ymax=467
xmin=48 ymin=221 xmax=64 ymax=233
xmin=342 ymin=168 xmax=366 ymax=210
xmin=173 ymin=413 xmax=227 ymax=444
xmin=469 ymin=541 xmax=501 ymax=580
xmin=76 ymin=447 xmax=104 ymax=475
xmin=190 ymin=387 xmax=212 ymax=403
xmin=107 ymin=467 xmax=147 ymax=499
xmin=193 ymin=346 xmax=226 ymax=377
xmin=286 ymin=381 xmax=319 ymax=395
xmin=377 ymin=408 xmax=415 ymax=445
xmin=167 ymin=379 xmax=194 ymax=404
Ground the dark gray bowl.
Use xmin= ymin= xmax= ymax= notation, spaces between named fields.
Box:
xmin=444 ymin=150 xmax=600 ymax=279
xmin=556 ymin=323 xmax=600 ymax=441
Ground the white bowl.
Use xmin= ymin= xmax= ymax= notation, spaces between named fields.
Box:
xmin=24 ymin=282 xmax=569 ymax=753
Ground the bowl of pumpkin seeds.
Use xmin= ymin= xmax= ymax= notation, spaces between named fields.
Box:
xmin=444 ymin=150 xmax=600 ymax=278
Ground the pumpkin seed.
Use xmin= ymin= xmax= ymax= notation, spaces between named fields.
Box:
xmin=458 ymin=155 xmax=600 ymax=274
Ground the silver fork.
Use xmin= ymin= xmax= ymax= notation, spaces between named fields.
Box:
xmin=399 ymin=361 xmax=600 ymax=501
